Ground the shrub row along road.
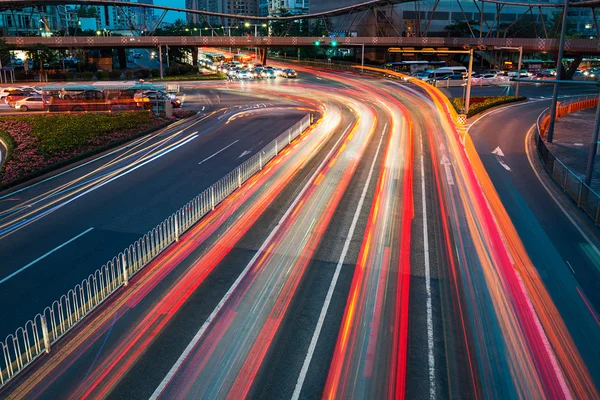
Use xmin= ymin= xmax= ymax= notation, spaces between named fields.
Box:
xmin=1 ymin=69 xmax=599 ymax=399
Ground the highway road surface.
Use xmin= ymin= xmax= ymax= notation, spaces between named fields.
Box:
xmin=1 ymin=66 xmax=599 ymax=399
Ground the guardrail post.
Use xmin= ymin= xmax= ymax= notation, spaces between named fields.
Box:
xmin=563 ymin=168 xmax=568 ymax=190
xmin=259 ymin=152 xmax=263 ymax=170
xmin=275 ymin=139 xmax=278 ymax=155
xmin=238 ymin=168 xmax=242 ymax=188
xmin=41 ymin=316 xmax=50 ymax=354
xmin=289 ymin=129 xmax=292 ymax=144
xmin=211 ymin=186 xmax=215 ymax=210
xmin=596 ymin=203 xmax=600 ymax=225
xmin=577 ymin=184 xmax=584 ymax=207
xmin=175 ymin=214 xmax=179 ymax=242
xmin=122 ymin=254 xmax=129 ymax=286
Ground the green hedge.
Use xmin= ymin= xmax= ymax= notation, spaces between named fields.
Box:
xmin=1 ymin=113 xmax=156 ymax=155
xmin=0 ymin=112 xmax=178 ymax=189
xmin=450 ymin=96 xmax=527 ymax=118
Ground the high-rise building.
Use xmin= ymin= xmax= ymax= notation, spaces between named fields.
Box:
xmin=186 ymin=0 xmax=223 ymax=26
xmin=0 ymin=5 xmax=69 ymax=36
xmin=269 ymin=0 xmax=309 ymax=16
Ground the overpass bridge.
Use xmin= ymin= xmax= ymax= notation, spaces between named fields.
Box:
xmin=5 ymin=35 xmax=600 ymax=54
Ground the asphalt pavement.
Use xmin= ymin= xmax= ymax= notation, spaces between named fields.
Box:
xmin=0 ymin=94 xmax=309 ymax=342
xmin=467 ymin=98 xmax=600 ymax=386
xmin=1 ymin=69 xmax=599 ymax=399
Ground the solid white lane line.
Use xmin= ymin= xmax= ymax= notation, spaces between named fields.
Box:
xmin=0 ymin=135 xmax=199 ymax=238
xmin=198 ymin=140 xmax=240 ymax=165
xmin=291 ymin=125 xmax=387 ymax=400
xmin=151 ymin=113 xmax=351 ymax=400
xmin=525 ymin=125 xmax=600 ymax=261
xmin=420 ymin=136 xmax=436 ymax=400
xmin=0 ymin=227 xmax=94 ymax=285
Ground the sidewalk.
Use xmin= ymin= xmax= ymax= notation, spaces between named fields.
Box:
xmin=546 ymin=107 xmax=600 ymax=192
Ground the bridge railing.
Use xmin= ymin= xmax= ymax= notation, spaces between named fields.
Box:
xmin=3 ymin=36 xmax=599 ymax=52
xmin=0 ymin=113 xmax=312 ymax=389
xmin=535 ymin=96 xmax=600 ymax=225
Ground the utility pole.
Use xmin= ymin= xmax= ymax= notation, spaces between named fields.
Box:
xmin=158 ymin=45 xmax=163 ymax=79
xmin=546 ymin=0 xmax=569 ymax=143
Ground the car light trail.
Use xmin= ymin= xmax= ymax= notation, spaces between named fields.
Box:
xmin=365 ymin=66 xmax=598 ymax=399
xmin=152 ymin=95 xmax=376 ymax=400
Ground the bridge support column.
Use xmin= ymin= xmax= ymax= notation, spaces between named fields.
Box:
xmin=117 ymin=48 xmax=127 ymax=70
xmin=191 ymin=47 xmax=198 ymax=67
xmin=259 ymin=48 xmax=267 ymax=66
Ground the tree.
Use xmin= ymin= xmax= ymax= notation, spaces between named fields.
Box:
xmin=25 ymin=44 xmax=58 ymax=73
xmin=0 ymin=38 xmax=13 ymax=67
xmin=445 ymin=20 xmax=480 ymax=37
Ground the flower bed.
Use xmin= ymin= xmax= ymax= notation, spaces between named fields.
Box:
xmin=0 ymin=112 xmax=180 ymax=188
xmin=450 ymin=96 xmax=527 ymax=118
xmin=159 ymin=73 xmax=226 ymax=81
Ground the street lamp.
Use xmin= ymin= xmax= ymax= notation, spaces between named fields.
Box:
xmin=494 ymin=46 xmax=523 ymax=98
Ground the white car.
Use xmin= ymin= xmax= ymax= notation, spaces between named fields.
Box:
xmin=273 ymin=68 xmax=283 ymax=76
xmin=237 ymin=70 xmax=252 ymax=79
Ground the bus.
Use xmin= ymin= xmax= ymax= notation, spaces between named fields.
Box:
xmin=383 ymin=61 xmax=446 ymax=74
xmin=234 ymin=54 xmax=253 ymax=64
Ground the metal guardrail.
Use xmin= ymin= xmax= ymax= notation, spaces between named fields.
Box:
xmin=535 ymin=96 xmax=600 ymax=225
xmin=0 ymin=113 xmax=312 ymax=388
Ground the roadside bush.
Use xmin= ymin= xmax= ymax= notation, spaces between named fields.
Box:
xmin=161 ymin=73 xmax=226 ymax=81
xmin=49 ymin=72 xmax=66 ymax=80
xmin=0 ymin=112 xmax=178 ymax=187
xmin=135 ymin=69 xmax=151 ymax=79
xmin=96 ymin=71 xmax=110 ymax=80
xmin=80 ymin=71 xmax=94 ymax=81
xmin=179 ymin=64 xmax=193 ymax=74
xmin=109 ymin=70 xmax=122 ymax=80
xmin=151 ymin=68 xmax=160 ymax=78
xmin=165 ymin=66 xmax=180 ymax=76
xmin=125 ymin=70 xmax=134 ymax=79
xmin=450 ymin=96 xmax=527 ymax=118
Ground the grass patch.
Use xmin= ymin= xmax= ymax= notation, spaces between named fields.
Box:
xmin=0 ymin=112 xmax=179 ymax=189
xmin=450 ymin=96 xmax=527 ymax=118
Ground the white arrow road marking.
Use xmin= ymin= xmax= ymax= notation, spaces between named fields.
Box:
xmin=198 ymin=140 xmax=240 ymax=165
xmin=440 ymin=155 xmax=455 ymax=185
xmin=492 ymin=146 xmax=512 ymax=171
xmin=237 ymin=150 xmax=252 ymax=159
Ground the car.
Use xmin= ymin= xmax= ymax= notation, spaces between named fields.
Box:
xmin=532 ymin=71 xmax=554 ymax=80
xmin=281 ymin=68 xmax=297 ymax=78
xmin=15 ymin=96 xmax=45 ymax=112
xmin=19 ymin=86 xmax=43 ymax=94
xmin=228 ymin=67 xmax=240 ymax=77
xmin=5 ymin=89 xmax=34 ymax=107
xmin=237 ymin=70 xmax=252 ymax=79
xmin=261 ymin=69 xmax=276 ymax=79
xmin=254 ymin=67 xmax=265 ymax=78
xmin=133 ymin=52 xmax=143 ymax=59
xmin=273 ymin=68 xmax=283 ymax=76
xmin=167 ymin=93 xmax=182 ymax=108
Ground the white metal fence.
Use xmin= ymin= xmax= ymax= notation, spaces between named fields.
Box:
xmin=0 ymin=113 xmax=312 ymax=389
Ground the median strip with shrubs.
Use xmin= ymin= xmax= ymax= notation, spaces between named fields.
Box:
xmin=450 ymin=96 xmax=527 ymax=118
xmin=0 ymin=112 xmax=188 ymax=188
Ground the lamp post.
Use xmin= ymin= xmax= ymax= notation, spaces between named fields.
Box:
xmin=494 ymin=46 xmax=523 ymax=98
xmin=546 ymin=0 xmax=570 ymax=143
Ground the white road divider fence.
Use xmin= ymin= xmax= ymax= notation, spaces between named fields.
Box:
xmin=0 ymin=113 xmax=312 ymax=389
